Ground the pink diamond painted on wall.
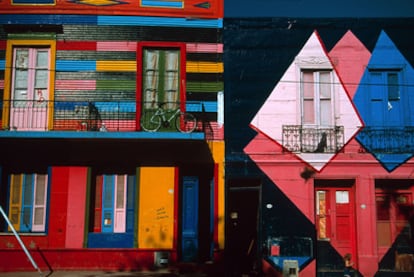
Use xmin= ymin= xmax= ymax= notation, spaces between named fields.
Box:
xmin=248 ymin=31 xmax=363 ymax=171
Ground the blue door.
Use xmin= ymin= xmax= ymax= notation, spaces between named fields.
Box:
xmin=182 ymin=176 xmax=199 ymax=262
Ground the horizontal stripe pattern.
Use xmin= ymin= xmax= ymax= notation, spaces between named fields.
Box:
xmin=0 ymin=15 xmax=222 ymax=28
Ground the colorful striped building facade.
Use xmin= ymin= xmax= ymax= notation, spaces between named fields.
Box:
xmin=0 ymin=0 xmax=224 ymax=271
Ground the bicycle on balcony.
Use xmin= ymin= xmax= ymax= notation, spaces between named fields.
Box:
xmin=140 ymin=102 xmax=197 ymax=133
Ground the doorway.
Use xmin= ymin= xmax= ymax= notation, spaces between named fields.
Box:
xmin=226 ymin=179 xmax=260 ymax=275
xmin=315 ymin=180 xmax=357 ymax=268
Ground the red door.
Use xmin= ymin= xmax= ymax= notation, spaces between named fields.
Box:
xmin=316 ymin=187 xmax=357 ymax=266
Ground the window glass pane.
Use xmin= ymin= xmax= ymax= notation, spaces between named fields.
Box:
xmin=376 ymin=195 xmax=390 ymax=220
xmin=303 ymin=100 xmax=314 ymax=124
xmin=320 ymin=100 xmax=331 ymax=126
xmin=388 ymin=72 xmax=400 ymax=101
xmin=35 ymin=70 xmax=48 ymax=88
xmin=335 ymin=191 xmax=349 ymax=204
xmin=319 ymin=71 xmax=331 ymax=99
xmin=22 ymin=207 xmax=31 ymax=228
xmin=36 ymin=50 xmax=48 ymax=68
xmin=15 ymin=49 xmax=29 ymax=68
xmin=302 ymin=71 xmax=314 ymax=98
xmin=164 ymin=50 xmax=179 ymax=109
xmin=14 ymin=70 xmax=28 ymax=89
xmin=143 ymin=50 xmax=160 ymax=109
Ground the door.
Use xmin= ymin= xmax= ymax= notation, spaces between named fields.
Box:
xmin=315 ymin=186 xmax=356 ymax=265
xmin=10 ymin=47 xmax=49 ymax=130
xmin=226 ymin=182 xmax=260 ymax=275
xmin=181 ymin=176 xmax=199 ymax=262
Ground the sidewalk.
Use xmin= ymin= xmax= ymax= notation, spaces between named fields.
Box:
xmin=0 ymin=263 xmax=219 ymax=277
xmin=0 ymin=269 xmax=208 ymax=277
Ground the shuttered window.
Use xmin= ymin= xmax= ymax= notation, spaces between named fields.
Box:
xmin=92 ymin=175 xmax=134 ymax=234
xmin=8 ymin=173 xmax=48 ymax=233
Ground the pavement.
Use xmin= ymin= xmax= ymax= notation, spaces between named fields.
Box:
xmin=0 ymin=270 xmax=209 ymax=277
xmin=0 ymin=263 xmax=221 ymax=277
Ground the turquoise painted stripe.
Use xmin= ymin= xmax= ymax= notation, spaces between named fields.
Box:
xmin=142 ymin=0 xmax=183 ymax=8
xmin=0 ymin=131 xmax=205 ymax=140
xmin=0 ymin=15 xmax=222 ymax=28
xmin=56 ymin=60 xmax=96 ymax=71
xmin=98 ymin=16 xmax=223 ymax=28
xmin=187 ymin=101 xmax=217 ymax=112
xmin=0 ymin=60 xmax=4 ymax=70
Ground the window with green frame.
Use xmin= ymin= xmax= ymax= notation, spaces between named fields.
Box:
xmin=5 ymin=173 xmax=48 ymax=233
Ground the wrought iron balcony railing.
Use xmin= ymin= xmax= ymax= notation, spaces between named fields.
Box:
xmin=0 ymin=100 xmax=210 ymax=135
xmin=357 ymin=126 xmax=414 ymax=153
xmin=282 ymin=125 xmax=345 ymax=153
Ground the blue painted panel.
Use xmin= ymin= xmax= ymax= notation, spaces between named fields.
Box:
xmin=101 ymin=175 xmax=114 ymax=233
xmin=20 ymin=174 xmax=34 ymax=233
xmin=56 ymin=60 xmax=96 ymax=72
xmin=126 ymin=176 xmax=135 ymax=233
xmin=97 ymin=16 xmax=223 ymax=28
xmin=0 ymin=60 xmax=5 ymax=70
xmin=13 ymin=0 xmax=54 ymax=3
xmin=181 ymin=176 xmax=199 ymax=262
xmin=142 ymin=0 xmax=182 ymax=8
xmin=0 ymin=15 xmax=97 ymax=25
xmin=87 ymin=233 xmax=134 ymax=248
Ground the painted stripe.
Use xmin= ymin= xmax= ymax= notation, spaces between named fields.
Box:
xmin=57 ymin=41 xmax=97 ymax=51
xmin=186 ymin=101 xmax=217 ymax=112
xmin=0 ymin=60 xmax=4 ymax=70
xmin=0 ymin=80 xmax=4 ymax=89
xmin=186 ymin=43 xmax=223 ymax=53
xmin=187 ymin=81 xmax=223 ymax=92
xmin=96 ymin=60 xmax=136 ymax=72
xmin=55 ymin=80 xmax=97 ymax=90
xmin=141 ymin=0 xmax=183 ymax=8
xmin=0 ymin=15 xmax=222 ymax=28
xmin=186 ymin=61 xmax=223 ymax=73
xmin=97 ymin=16 xmax=222 ymax=28
xmin=0 ymin=14 xmax=97 ymax=24
xmin=97 ymin=41 xmax=137 ymax=52
xmin=0 ymin=130 xmax=205 ymax=139
xmin=56 ymin=60 xmax=96 ymax=71
xmin=96 ymin=80 xmax=135 ymax=90
xmin=57 ymin=41 xmax=222 ymax=53
xmin=0 ymin=41 xmax=6 ymax=50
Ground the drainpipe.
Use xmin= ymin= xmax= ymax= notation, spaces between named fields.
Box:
xmin=0 ymin=205 xmax=42 ymax=276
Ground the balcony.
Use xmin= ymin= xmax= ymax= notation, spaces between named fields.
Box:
xmin=357 ymin=126 xmax=414 ymax=153
xmin=0 ymin=100 xmax=214 ymax=140
xmin=282 ymin=125 xmax=345 ymax=153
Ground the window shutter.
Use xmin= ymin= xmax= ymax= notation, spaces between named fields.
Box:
xmin=114 ymin=175 xmax=127 ymax=233
xmin=20 ymin=174 xmax=34 ymax=232
xmin=9 ymin=174 xmax=23 ymax=231
xmin=31 ymin=174 xmax=47 ymax=232
xmin=102 ymin=175 xmax=114 ymax=233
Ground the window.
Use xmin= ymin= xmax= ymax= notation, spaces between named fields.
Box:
xmin=92 ymin=174 xmax=135 ymax=233
xmin=9 ymin=46 xmax=52 ymax=130
xmin=142 ymin=48 xmax=181 ymax=110
xmin=6 ymin=173 xmax=48 ymax=233
xmin=301 ymin=70 xmax=333 ymax=126
xmin=376 ymin=191 xmax=412 ymax=247
xmin=88 ymin=174 xmax=136 ymax=248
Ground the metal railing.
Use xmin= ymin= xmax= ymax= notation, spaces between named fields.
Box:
xmin=357 ymin=126 xmax=414 ymax=153
xmin=282 ymin=125 xmax=345 ymax=153
xmin=0 ymin=100 xmax=208 ymax=134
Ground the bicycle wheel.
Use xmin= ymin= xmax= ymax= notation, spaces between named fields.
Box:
xmin=141 ymin=111 xmax=161 ymax=132
xmin=175 ymin=112 xmax=197 ymax=133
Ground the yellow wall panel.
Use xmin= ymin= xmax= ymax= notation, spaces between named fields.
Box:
xmin=138 ymin=167 xmax=176 ymax=249
xmin=186 ymin=61 xmax=223 ymax=73
xmin=96 ymin=60 xmax=136 ymax=72
xmin=208 ymin=141 xmax=225 ymax=249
